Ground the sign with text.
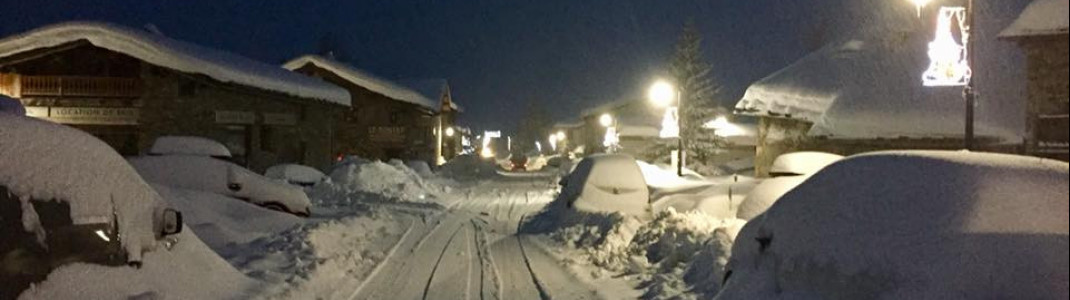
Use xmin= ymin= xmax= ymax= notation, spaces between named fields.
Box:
xmin=30 ymin=107 xmax=140 ymax=125
xmin=369 ymin=126 xmax=406 ymax=144
xmin=262 ymin=113 xmax=298 ymax=126
xmin=215 ymin=110 xmax=255 ymax=125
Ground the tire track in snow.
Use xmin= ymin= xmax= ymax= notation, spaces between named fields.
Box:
xmin=421 ymin=225 xmax=466 ymax=300
xmin=346 ymin=218 xmax=417 ymax=300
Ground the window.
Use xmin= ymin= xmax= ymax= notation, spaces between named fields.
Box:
xmin=261 ymin=126 xmax=277 ymax=153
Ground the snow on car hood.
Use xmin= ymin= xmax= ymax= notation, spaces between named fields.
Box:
xmin=719 ymin=151 xmax=1069 ymax=299
xmin=0 ymin=115 xmax=167 ymax=261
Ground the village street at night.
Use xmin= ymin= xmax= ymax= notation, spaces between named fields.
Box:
xmin=1 ymin=0 xmax=1068 ymax=299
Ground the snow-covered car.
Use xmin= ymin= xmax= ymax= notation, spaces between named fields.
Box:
xmin=736 ymin=152 xmax=843 ymax=220
xmin=129 ymin=140 xmax=311 ymax=218
xmin=265 ymin=164 xmax=327 ymax=188
xmin=1 ymin=115 xmax=183 ymax=298
xmin=719 ymin=152 xmax=1069 ymax=299
xmin=559 ymin=154 xmax=650 ymax=217
xmin=148 ymin=136 xmax=232 ymax=158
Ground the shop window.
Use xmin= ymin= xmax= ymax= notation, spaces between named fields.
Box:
xmin=261 ymin=127 xmax=277 ymax=153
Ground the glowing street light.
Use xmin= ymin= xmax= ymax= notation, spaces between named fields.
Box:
xmin=445 ymin=127 xmax=456 ymax=137
xmin=648 ymin=80 xmax=686 ymax=177
xmin=909 ymin=0 xmax=978 ymax=150
xmin=599 ymin=114 xmax=614 ymax=128
xmin=910 ymin=0 xmax=932 ymax=17
xmin=648 ymin=80 xmax=677 ymax=108
xmin=556 ymin=131 xmax=566 ymax=141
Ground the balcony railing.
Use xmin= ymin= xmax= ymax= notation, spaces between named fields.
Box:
xmin=0 ymin=74 xmax=142 ymax=98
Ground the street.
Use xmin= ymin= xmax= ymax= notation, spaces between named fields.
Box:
xmin=351 ymin=174 xmax=600 ymax=300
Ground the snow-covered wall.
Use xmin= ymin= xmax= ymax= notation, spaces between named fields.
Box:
xmin=0 ymin=22 xmax=351 ymax=106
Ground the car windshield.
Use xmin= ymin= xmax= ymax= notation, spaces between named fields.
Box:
xmin=2 ymin=1 xmax=1067 ymax=299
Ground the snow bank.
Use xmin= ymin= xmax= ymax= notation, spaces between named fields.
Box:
xmin=404 ymin=160 xmax=434 ymax=178
xmin=312 ymin=158 xmax=445 ymax=206
xmin=439 ymin=155 xmax=501 ymax=181
xmin=283 ymin=55 xmax=433 ymax=108
xmin=1000 ymin=0 xmax=1069 ymax=38
xmin=735 ymin=176 xmax=807 ymax=221
xmin=1 ymin=115 xmax=165 ymax=263
xmin=0 ymin=22 xmax=350 ymax=105
xmin=17 ymin=229 xmax=257 ymax=300
xmin=148 ymin=136 xmax=232 ymax=158
xmin=768 ymin=152 xmax=842 ymax=176
xmin=265 ymin=164 xmax=327 ymax=186
xmin=720 ymin=151 xmax=1069 ymax=299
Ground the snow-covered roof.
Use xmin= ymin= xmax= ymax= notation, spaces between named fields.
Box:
xmin=1000 ymin=0 xmax=1070 ymax=38
xmin=0 ymin=22 xmax=351 ymax=106
xmin=735 ymin=38 xmax=1017 ymax=140
xmin=399 ymin=79 xmax=463 ymax=112
xmin=283 ymin=55 xmax=436 ymax=109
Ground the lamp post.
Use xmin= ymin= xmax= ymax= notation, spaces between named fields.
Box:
xmin=914 ymin=0 xmax=976 ymax=150
xmin=649 ymin=80 xmax=686 ymax=177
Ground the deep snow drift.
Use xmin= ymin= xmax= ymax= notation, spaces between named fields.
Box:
xmin=311 ymin=158 xmax=449 ymax=208
xmin=719 ymin=151 xmax=1069 ymax=299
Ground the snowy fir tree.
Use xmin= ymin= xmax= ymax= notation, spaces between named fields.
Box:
xmin=645 ymin=21 xmax=727 ymax=174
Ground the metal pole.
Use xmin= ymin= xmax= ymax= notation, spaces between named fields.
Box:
xmin=964 ymin=0 xmax=976 ymax=150
xmin=677 ymin=89 xmax=685 ymax=177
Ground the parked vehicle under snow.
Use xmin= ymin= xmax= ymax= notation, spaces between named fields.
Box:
xmin=129 ymin=138 xmax=311 ymax=217
xmin=1 ymin=115 xmax=183 ymax=298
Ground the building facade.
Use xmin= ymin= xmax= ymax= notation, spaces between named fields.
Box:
xmin=0 ymin=23 xmax=350 ymax=172
xmin=1001 ymin=0 xmax=1069 ymax=161
xmin=284 ymin=56 xmax=450 ymax=164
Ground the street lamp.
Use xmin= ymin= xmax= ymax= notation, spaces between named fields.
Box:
xmin=599 ymin=113 xmax=614 ymax=128
xmin=445 ymin=127 xmax=455 ymax=137
xmin=912 ymin=0 xmax=977 ymax=150
xmin=648 ymin=80 xmax=686 ymax=177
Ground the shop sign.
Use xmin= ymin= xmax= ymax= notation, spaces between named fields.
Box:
xmin=263 ymin=113 xmax=298 ymax=126
xmin=30 ymin=106 xmax=139 ymax=125
xmin=215 ymin=110 xmax=255 ymax=124
xmin=369 ymin=126 xmax=406 ymax=144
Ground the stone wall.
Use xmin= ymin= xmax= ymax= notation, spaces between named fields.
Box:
xmin=1019 ymin=35 xmax=1069 ymax=160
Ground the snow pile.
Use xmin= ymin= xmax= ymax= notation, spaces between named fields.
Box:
xmin=17 ymin=229 xmax=257 ymax=300
xmin=312 ymin=159 xmax=445 ymax=206
xmin=637 ymin=161 xmax=708 ymax=190
xmin=1000 ymin=0 xmax=1069 ymax=38
xmin=720 ymin=151 xmax=1069 ymax=299
xmin=1 ymin=115 xmax=165 ymax=263
xmin=438 ymin=155 xmax=501 ymax=181
xmin=0 ymin=22 xmax=350 ymax=105
xmin=265 ymin=164 xmax=327 ymax=187
xmin=148 ymin=136 xmax=232 ymax=158
xmin=282 ymin=55 xmax=432 ymax=108
xmin=768 ymin=152 xmax=843 ymax=176
xmin=651 ymin=178 xmax=758 ymax=220
xmin=526 ymin=191 xmax=747 ymax=299
xmin=737 ymin=152 xmax=841 ymax=220
xmin=404 ymin=160 xmax=434 ymax=178
xmin=226 ymin=213 xmax=409 ymax=299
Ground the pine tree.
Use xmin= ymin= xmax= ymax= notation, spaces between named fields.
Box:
xmin=669 ymin=21 xmax=726 ymax=174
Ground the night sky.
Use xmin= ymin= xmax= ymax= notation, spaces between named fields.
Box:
xmin=0 ymin=0 xmax=1032 ymax=135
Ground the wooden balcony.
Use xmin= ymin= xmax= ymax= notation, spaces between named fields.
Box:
xmin=0 ymin=74 xmax=142 ymax=98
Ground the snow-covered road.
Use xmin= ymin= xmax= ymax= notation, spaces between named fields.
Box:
xmin=350 ymin=174 xmax=601 ymax=300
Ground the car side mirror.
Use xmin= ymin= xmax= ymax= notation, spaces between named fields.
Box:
xmin=161 ymin=208 xmax=183 ymax=236
xmin=226 ymin=165 xmax=244 ymax=192
xmin=227 ymin=183 xmax=243 ymax=192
